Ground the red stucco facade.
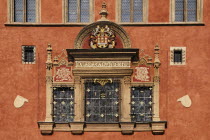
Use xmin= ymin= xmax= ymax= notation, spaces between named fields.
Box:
xmin=0 ymin=0 xmax=210 ymax=140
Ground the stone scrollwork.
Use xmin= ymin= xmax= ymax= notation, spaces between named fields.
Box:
xmin=94 ymin=78 xmax=112 ymax=86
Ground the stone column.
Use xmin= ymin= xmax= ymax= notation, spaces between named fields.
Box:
xmin=153 ymin=45 xmax=161 ymax=121
xmin=45 ymin=44 xmax=53 ymax=122
xmin=120 ymin=76 xmax=134 ymax=135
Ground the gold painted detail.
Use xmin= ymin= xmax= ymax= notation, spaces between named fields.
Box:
xmin=90 ymin=25 xmax=115 ymax=49
xmin=76 ymin=61 xmax=130 ymax=68
xmin=94 ymin=78 xmax=112 ymax=86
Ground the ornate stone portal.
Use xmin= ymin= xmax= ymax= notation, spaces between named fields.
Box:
xmin=38 ymin=2 xmax=167 ymax=136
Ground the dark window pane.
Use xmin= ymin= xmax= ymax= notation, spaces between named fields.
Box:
xmin=175 ymin=0 xmax=184 ymax=22
xmin=131 ymin=87 xmax=153 ymax=122
xmin=187 ymin=0 xmax=197 ymax=21
xmin=133 ymin=0 xmax=143 ymax=22
xmin=53 ymin=87 xmax=74 ymax=122
xmin=174 ymin=50 xmax=182 ymax=62
xmin=80 ymin=0 xmax=90 ymax=22
xmin=26 ymin=0 xmax=36 ymax=22
xmin=68 ymin=0 xmax=78 ymax=22
xmin=85 ymin=79 xmax=119 ymax=123
xmin=14 ymin=0 xmax=24 ymax=22
xmin=23 ymin=46 xmax=35 ymax=62
xmin=121 ymin=0 xmax=131 ymax=22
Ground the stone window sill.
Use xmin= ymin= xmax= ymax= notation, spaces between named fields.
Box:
xmin=118 ymin=22 xmax=204 ymax=26
xmin=38 ymin=121 xmax=167 ymax=135
xmin=4 ymin=22 xmax=204 ymax=27
xmin=4 ymin=23 xmax=91 ymax=27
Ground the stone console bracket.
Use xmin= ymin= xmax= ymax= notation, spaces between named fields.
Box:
xmin=38 ymin=121 xmax=167 ymax=135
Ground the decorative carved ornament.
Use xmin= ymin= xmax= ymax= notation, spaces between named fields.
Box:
xmin=133 ymin=49 xmax=152 ymax=82
xmin=133 ymin=66 xmax=150 ymax=82
xmin=90 ymin=25 xmax=115 ymax=49
xmin=94 ymin=78 xmax=112 ymax=86
xmin=76 ymin=61 xmax=130 ymax=68
xmin=53 ymin=49 xmax=73 ymax=82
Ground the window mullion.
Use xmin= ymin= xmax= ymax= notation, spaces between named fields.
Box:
xmin=130 ymin=0 xmax=134 ymax=22
xmin=24 ymin=0 xmax=26 ymax=22
xmin=78 ymin=0 xmax=81 ymax=22
xmin=184 ymin=0 xmax=188 ymax=22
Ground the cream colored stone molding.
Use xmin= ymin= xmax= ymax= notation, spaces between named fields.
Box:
xmin=74 ymin=21 xmax=131 ymax=49
xmin=14 ymin=95 xmax=28 ymax=108
xmin=63 ymin=0 xmax=94 ymax=23
xmin=177 ymin=95 xmax=192 ymax=107
xmin=170 ymin=0 xmax=203 ymax=23
xmin=38 ymin=122 xmax=167 ymax=135
xmin=45 ymin=44 xmax=53 ymax=122
xmin=8 ymin=0 xmax=40 ymax=23
xmin=153 ymin=45 xmax=161 ymax=121
xmin=116 ymin=0 xmax=148 ymax=24
xmin=21 ymin=46 xmax=36 ymax=64
xmin=75 ymin=61 xmax=130 ymax=68
xmin=170 ymin=47 xmax=186 ymax=65
xmin=120 ymin=77 xmax=132 ymax=123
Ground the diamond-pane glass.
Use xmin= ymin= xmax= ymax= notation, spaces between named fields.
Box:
xmin=133 ymin=0 xmax=143 ymax=22
xmin=26 ymin=0 xmax=36 ymax=22
xmin=121 ymin=0 xmax=131 ymax=22
xmin=131 ymin=87 xmax=153 ymax=122
xmin=80 ymin=0 xmax=90 ymax=22
xmin=68 ymin=0 xmax=78 ymax=22
xmin=14 ymin=0 xmax=24 ymax=22
xmin=85 ymin=79 xmax=119 ymax=123
xmin=53 ymin=87 xmax=74 ymax=122
xmin=175 ymin=0 xmax=184 ymax=22
xmin=187 ymin=0 xmax=197 ymax=21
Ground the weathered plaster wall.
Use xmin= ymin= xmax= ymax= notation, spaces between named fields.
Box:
xmin=0 ymin=0 xmax=210 ymax=140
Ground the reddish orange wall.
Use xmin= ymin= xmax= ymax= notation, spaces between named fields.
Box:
xmin=0 ymin=0 xmax=210 ymax=140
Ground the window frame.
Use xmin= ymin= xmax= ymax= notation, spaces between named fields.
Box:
xmin=116 ymin=0 xmax=148 ymax=24
xmin=170 ymin=0 xmax=203 ymax=23
xmin=8 ymin=0 xmax=40 ymax=23
xmin=63 ymin=0 xmax=94 ymax=24
xmin=21 ymin=45 xmax=36 ymax=64
xmin=170 ymin=47 xmax=186 ymax=65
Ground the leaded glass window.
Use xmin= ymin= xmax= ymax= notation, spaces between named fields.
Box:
xmin=85 ymin=79 xmax=120 ymax=123
xmin=67 ymin=0 xmax=90 ymax=23
xmin=53 ymin=87 xmax=74 ymax=122
xmin=14 ymin=0 xmax=36 ymax=22
xmin=131 ymin=87 xmax=153 ymax=122
xmin=121 ymin=0 xmax=144 ymax=22
xmin=22 ymin=46 xmax=35 ymax=63
xmin=175 ymin=0 xmax=197 ymax=22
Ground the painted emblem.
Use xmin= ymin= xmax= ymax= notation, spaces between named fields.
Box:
xmin=133 ymin=66 xmax=150 ymax=82
xmin=54 ymin=65 xmax=72 ymax=82
xmin=177 ymin=95 xmax=192 ymax=108
xmin=90 ymin=25 xmax=115 ymax=49
xmin=14 ymin=95 xmax=28 ymax=108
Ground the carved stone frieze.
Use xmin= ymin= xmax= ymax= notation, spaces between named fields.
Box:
xmin=76 ymin=61 xmax=130 ymax=68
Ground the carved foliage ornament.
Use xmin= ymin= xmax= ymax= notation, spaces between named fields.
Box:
xmin=90 ymin=25 xmax=116 ymax=49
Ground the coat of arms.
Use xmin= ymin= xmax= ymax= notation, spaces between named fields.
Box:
xmin=134 ymin=66 xmax=150 ymax=82
xmin=90 ymin=25 xmax=116 ymax=49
